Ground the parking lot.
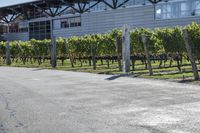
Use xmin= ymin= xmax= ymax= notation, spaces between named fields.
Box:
xmin=0 ymin=67 xmax=200 ymax=133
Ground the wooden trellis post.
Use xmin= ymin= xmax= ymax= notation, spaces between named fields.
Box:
xmin=122 ymin=25 xmax=130 ymax=73
xmin=90 ymin=43 xmax=96 ymax=70
xmin=0 ymin=44 xmax=2 ymax=62
xmin=183 ymin=29 xmax=199 ymax=80
xmin=6 ymin=41 xmax=11 ymax=65
xmin=51 ymin=36 xmax=57 ymax=68
xmin=64 ymin=39 xmax=74 ymax=68
xmin=141 ymin=34 xmax=153 ymax=76
xmin=114 ymin=33 xmax=122 ymax=71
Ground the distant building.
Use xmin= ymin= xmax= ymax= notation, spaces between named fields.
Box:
xmin=2 ymin=0 xmax=200 ymax=41
xmin=0 ymin=24 xmax=6 ymax=41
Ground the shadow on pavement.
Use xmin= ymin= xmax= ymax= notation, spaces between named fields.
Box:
xmin=138 ymin=125 xmax=166 ymax=133
xmin=105 ymin=73 xmax=136 ymax=81
xmin=32 ymin=68 xmax=45 ymax=71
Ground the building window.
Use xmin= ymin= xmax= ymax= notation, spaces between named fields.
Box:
xmin=60 ymin=16 xmax=81 ymax=29
xmin=156 ymin=0 xmax=200 ymax=20
xmin=61 ymin=19 xmax=70 ymax=28
xmin=29 ymin=21 xmax=51 ymax=40
xmin=4 ymin=23 xmax=28 ymax=33
xmin=192 ymin=0 xmax=200 ymax=15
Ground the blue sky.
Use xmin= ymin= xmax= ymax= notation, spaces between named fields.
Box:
xmin=0 ymin=0 xmax=38 ymax=8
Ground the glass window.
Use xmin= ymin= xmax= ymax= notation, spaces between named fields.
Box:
xmin=193 ymin=0 xmax=200 ymax=15
xmin=29 ymin=20 xmax=51 ymax=40
xmin=156 ymin=0 xmax=200 ymax=20
xmin=60 ymin=16 xmax=81 ymax=29
xmin=6 ymin=22 xmax=28 ymax=33
xmin=180 ymin=2 xmax=188 ymax=16
xmin=61 ymin=19 xmax=69 ymax=28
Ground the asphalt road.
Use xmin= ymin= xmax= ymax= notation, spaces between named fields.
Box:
xmin=1 ymin=67 xmax=200 ymax=133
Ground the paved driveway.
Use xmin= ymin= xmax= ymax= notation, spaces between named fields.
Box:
xmin=0 ymin=67 xmax=200 ymax=133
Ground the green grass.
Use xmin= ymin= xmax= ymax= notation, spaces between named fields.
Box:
xmin=1 ymin=58 xmax=200 ymax=83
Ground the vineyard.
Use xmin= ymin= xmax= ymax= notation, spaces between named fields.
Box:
xmin=1 ymin=23 xmax=200 ymax=80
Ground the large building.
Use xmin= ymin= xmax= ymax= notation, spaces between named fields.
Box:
xmin=1 ymin=0 xmax=200 ymax=41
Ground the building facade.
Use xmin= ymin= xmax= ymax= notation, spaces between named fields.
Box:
xmin=3 ymin=0 xmax=200 ymax=41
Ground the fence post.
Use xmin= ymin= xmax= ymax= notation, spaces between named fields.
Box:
xmin=6 ymin=41 xmax=11 ymax=65
xmin=183 ymin=29 xmax=199 ymax=80
xmin=122 ymin=25 xmax=130 ymax=73
xmin=90 ymin=43 xmax=96 ymax=70
xmin=141 ymin=34 xmax=153 ymax=76
xmin=114 ymin=33 xmax=122 ymax=71
xmin=51 ymin=36 xmax=57 ymax=68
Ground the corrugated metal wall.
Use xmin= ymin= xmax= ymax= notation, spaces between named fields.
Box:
xmin=53 ymin=4 xmax=200 ymax=37
xmin=5 ymin=4 xmax=200 ymax=41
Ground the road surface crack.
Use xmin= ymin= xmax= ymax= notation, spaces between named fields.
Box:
xmin=0 ymin=93 xmax=27 ymax=130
